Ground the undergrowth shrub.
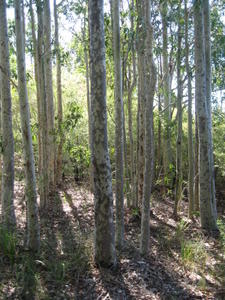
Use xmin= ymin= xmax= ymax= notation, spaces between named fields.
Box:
xmin=181 ymin=239 xmax=207 ymax=268
xmin=0 ymin=226 xmax=17 ymax=264
xmin=174 ymin=220 xmax=207 ymax=270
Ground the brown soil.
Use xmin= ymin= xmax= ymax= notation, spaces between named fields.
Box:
xmin=0 ymin=179 xmax=224 ymax=299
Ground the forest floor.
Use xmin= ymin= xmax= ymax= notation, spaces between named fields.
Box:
xmin=0 ymin=178 xmax=225 ymax=300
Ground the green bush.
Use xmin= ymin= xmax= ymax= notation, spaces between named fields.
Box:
xmin=0 ymin=226 xmax=17 ymax=264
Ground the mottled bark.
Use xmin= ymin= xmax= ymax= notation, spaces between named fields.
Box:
xmin=135 ymin=97 xmax=140 ymax=208
xmin=89 ymin=0 xmax=116 ymax=267
xmin=0 ymin=67 xmax=2 ymax=201
xmin=174 ymin=3 xmax=183 ymax=218
xmin=29 ymin=0 xmax=42 ymax=176
xmin=203 ymin=0 xmax=217 ymax=218
xmin=140 ymin=0 xmax=156 ymax=256
xmin=37 ymin=1 xmax=49 ymax=208
xmin=112 ymin=0 xmax=124 ymax=249
xmin=194 ymin=112 xmax=200 ymax=211
xmin=54 ymin=0 xmax=63 ymax=185
xmin=160 ymin=1 xmax=172 ymax=185
xmin=136 ymin=1 xmax=145 ymax=208
xmin=157 ymin=55 xmax=163 ymax=176
xmin=14 ymin=0 xmax=40 ymax=251
xmin=82 ymin=8 xmax=94 ymax=191
xmin=185 ymin=0 xmax=194 ymax=218
xmin=194 ymin=0 xmax=218 ymax=232
xmin=127 ymin=64 xmax=135 ymax=207
xmin=0 ymin=0 xmax=16 ymax=228
xmin=157 ymin=92 xmax=162 ymax=173
xmin=127 ymin=0 xmax=136 ymax=208
xmin=43 ymin=0 xmax=55 ymax=189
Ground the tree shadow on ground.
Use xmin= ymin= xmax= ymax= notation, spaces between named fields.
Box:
xmin=6 ymin=181 xmax=223 ymax=299
xmin=37 ymin=191 xmax=93 ymax=299
xmin=119 ymin=242 xmax=203 ymax=299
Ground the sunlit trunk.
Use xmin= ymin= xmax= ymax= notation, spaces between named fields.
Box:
xmin=14 ymin=0 xmax=40 ymax=251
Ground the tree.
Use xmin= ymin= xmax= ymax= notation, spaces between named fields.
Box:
xmin=36 ymin=0 xmax=49 ymax=208
xmin=185 ymin=0 xmax=194 ymax=218
xmin=203 ymin=0 xmax=217 ymax=218
xmin=140 ymin=0 xmax=157 ymax=256
xmin=136 ymin=1 xmax=146 ymax=208
xmin=14 ymin=0 xmax=40 ymax=251
xmin=43 ymin=0 xmax=55 ymax=189
xmin=0 ymin=71 xmax=2 ymax=198
xmin=174 ymin=1 xmax=183 ymax=218
xmin=112 ymin=0 xmax=124 ymax=249
xmin=29 ymin=0 xmax=42 ymax=177
xmin=89 ymin=0 xmax=116 ymax=267
xmin=194 ymin=0 xmax=218 ymax=233
xmin=127 ymin=0 xmax=136 ymax=208
xmin=54 ymin=0 xmax=63 ymax=185
xmin=0 ymin=0 xmax=16 ymax=228
xmin=160 ymin=1 xmax=172 ymax=186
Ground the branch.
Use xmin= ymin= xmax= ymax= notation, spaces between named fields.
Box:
xmin=0 ymin=65 xmax=18 ymax=90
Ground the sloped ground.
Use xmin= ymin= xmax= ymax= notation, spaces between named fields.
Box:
xmin=0 ymin=179 xmax=225 ymax=299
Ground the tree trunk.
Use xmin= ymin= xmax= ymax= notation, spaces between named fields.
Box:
xmin=54 ymin=0 xmax=63 ymax=185
xmin=194 ymin=0 xmax=218 ymax=232
xmin=194 ymin=112 xmax=200 ymax=211
xmin=127 ymin=0 xmax=136 ymax=208
xmin=29 ymin=0 xmax=42 ymax=177
xmin=37 ymin=1 xmax=49 ymax=208
xmin=82 ymin=7 xmax=94 ymax=191
xmin=174 ymin=2 xmax=183 ymax=218
xmin=136 ymin=1 xmax=145 ymax=208
xmin=89 ymin=0 xmax=116 ymax=267
xmin=185 ymin=0 xmax=194 ymax=218
xmin=160 ymin=1 xmax=172 ymax=186
xmin=43 ymin=0 xmax=55 ymax=189
xmin=112 ymin=0 xmax=124 ymax=249
xmin=0 ymin=72 xmax=2 ymax=200
xmin=203 ymin=0 xmax=217 ymax=219
xmin=140 ymin=0 xmax=156 ymax=256
xmin=127 ymin=64 xmax=135 ymax=207
xmin=0 ymin=0 xmax=16 ymax=229
xmin=14 ymin=0 xmax=40 ymax=251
